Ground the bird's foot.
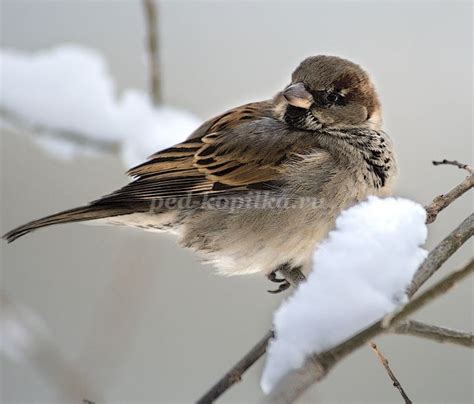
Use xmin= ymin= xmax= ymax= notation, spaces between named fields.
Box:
xmin=267 ymin=281 xmax=291 ymax=294
xmin=267 ymin=270 xmax=288 ymax=283
xmin=266 ymin=269 xmax=291 ymax=294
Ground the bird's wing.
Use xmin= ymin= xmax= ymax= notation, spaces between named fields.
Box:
xmin=94 ymin=101 xmax=318 ymax=205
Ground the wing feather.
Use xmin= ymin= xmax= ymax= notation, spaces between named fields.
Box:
xmin=95 ymin=100 xmax=319 ymax=205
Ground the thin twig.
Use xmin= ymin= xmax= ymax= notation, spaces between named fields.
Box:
xmin=266 ymin=259 xmax=473 ymax=403
xmin=432 ymin=159 xmax=473 ymax=174
xmin=196 ymin=269 xmax=304 ymax=404
xmin=425 ymin=160 xmax=473 ymax=224
xmin=369 ymin=318 xmax=474 ymax=401
xmin=393 ymin=320 xmax=473 ymax=348
xmin=369 ymin=342 xmax=412 ymax=404
xmin=142 ymin=0 xmax=161 ymax=105
xmin=197 ymin=331 xmax=274 ymax=404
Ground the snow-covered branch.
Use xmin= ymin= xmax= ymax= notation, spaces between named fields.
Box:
xmin=0 ymin=46 xmax=200 ymax=167
xmin=264 ymin=258 xmax=473 ymax=403
xmin=261 ymin=197 xmax=428 ymax=394
xmin=197 ymin=163 xmax=473 ymax=404
xmin=263 ymin=217 xmax=473 ymax=403
xmin=1 ymin=107 xmax=120 ymax=155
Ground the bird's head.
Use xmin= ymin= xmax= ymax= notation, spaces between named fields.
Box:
xmin=275 ymin=55 xmax=382 ymax=131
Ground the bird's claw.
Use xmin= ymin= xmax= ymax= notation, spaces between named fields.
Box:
xmin=267 ymin=271 xmax=287 ymax=284
xmin=267 ymin=281 xmax=291 ymax=294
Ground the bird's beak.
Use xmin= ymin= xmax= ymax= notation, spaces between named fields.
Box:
xmin=283 ymin=83 xmax=313 ymax=109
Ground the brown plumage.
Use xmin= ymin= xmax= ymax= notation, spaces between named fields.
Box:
xmin=4 ymin=55 xmax=397 ymax=285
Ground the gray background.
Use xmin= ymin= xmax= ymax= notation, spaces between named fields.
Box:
xmin=1 ymin=1 xmax=472 ymax=403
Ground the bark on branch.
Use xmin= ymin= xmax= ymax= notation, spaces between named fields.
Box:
xmin=142 ymin=0 xmax=161 ymax=105
xmin=407 ymin=213 xmax=473 ymax=297
xmin=425 ymin=160 xmax=473 ymax=224
xmin=393 ymin=320 xmax=473 ymax=348
xmin=369 ymin=342 xmax=412 ymax=404
xmin=196 ymin=331 xmax=274 ymax=404
xmin=432 ymin=159 xmax=473 ymax=174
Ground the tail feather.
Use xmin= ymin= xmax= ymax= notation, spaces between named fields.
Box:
xmin=3 ymin=205 xmax=133 ymax=243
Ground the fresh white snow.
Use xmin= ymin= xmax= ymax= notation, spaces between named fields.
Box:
xmin=261 ymin=197 xmax=428 ymax=394
xmin=117 ymin=89 xmax=200 ymax=167
xmin=0 ymin=45 xmax=200 ymax=167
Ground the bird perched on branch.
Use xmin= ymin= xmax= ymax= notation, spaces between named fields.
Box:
xmin=4 ymin=55 xmax=397 ymax=292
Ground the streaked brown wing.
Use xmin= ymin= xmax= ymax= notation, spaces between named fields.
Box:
xmin=95 ymin=101 xmax=315 ymax=204
xmin=127 ymin=101 xmax=275 ymax=177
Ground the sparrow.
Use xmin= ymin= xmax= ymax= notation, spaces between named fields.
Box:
xmin=4 ymin=55 xmax=397 ymax=292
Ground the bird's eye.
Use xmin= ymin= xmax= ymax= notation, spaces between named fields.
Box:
xmin=310 ymin=90 xmax=344 ymax=107
xmin=326 ymin=92 xmax=340 ymax=104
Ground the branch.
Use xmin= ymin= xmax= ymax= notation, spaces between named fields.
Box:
xmin=142 ymin=0 xmax=161 ymax=105
xmin=266 ymin=259 xmax=473 ymax=403
xmin=196 ymin=331 xmax=274 ymax=404
xmin=407 ymin=213 xmax=473 ymax=297
xmin=369 ymin=342 xmax=412 ymax=404
xmin=197 ymin=163 xmax=473 ymax=402
xmin=197 ymin=270 xmax=304 ymax=404
xmin=393 ymin=320 xmax=473 ymax=348
xmin=385 ymin=259 xmax=473 ymax=328
xmin=432 ymin=159 xmax=473 ymax=174
xmin=0 ymin=108 xmax=119 ymax=155
xmin=425 ymin=160 xmax=473 ymax=224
